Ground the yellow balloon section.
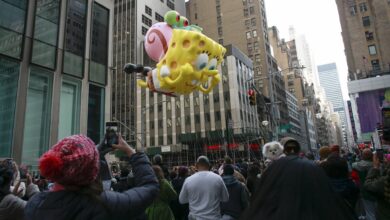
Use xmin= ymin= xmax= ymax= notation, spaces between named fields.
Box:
xmin=138 ymin=29 xmax=226 ymax=95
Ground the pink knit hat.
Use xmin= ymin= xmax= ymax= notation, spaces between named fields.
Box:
xmin=39 ymin=135 xmax=99 ymax=186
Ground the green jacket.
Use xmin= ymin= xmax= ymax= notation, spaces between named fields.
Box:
xmin=146 ymin=179 xmax=177 ymax=220
xmin=364 ymin=167 xmax=390 ymax=220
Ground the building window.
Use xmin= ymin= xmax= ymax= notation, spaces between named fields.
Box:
xmin=247 ymin=43 xmax=252 ymax=52
xmin=87 ymin=84 xmax=105 ymax=144
xmin=194 ymin=13 xmax=198 ymax=19
xmin=243 ymin=8 xmax=249 ymax=16
xmin=255 ymin=54 xmax=260 ymax=63
xmin=359 ymin=3 xmax=367 ymax=12
xmin=371 ymin=59 xmax=380 ymax=72
xmin=217 ymin=16 xmax=222 ymax=25
xmin=90 ymin=3 xmax=109 ymax=85
xmin=64 ymin=0 xmax=87 ymax=77
xmin=245 ymin=19 xmax=250 ymax=28
xmin=365 ymin=31 xmax=374 ymax=41
xmin=0 ymin=57 xmax=19 ymax=157
xmin=215 ymin=111 xmax=221 ymax=121
xmin=251 ymin=18 xmax=256 ymax=26
xmin=218 ymin=39 xmax=223 ymax=45
xmin=155 ymin=12 xmax=164 ymax=22
xmin=205 ymin=113 xmax=210 ymax=122
xmin=368 ymin=45 xmax=377 ymax=55
xmin=142 ymin=26 xmax=148 ymax=35
xmin=22 ymin=67 xmax=53 ymax=168
xmin=246 ymin=31 xmax=251 ymax=39
xmin=150 ymin=121 xmax=154 ymax=129
xmin=195 ymin=97 xmax=200 ymax=106
xmin=145 ymin=5 xmax=152 ymax=16
xmin=167 ymin=118 xmax=172 ymax=127
xmin=254 ymin=41 xmax=259 ymax=51
xmin=362 ymin=16 xmax=370 ymax=27
xmin=218 ymin=26 xmax=223 ymax=36
xmin=58 ymin=78 xmax=81 ymax=140
xmin=195 ymin=114 xmax=200 ymax=123
xmin=350 ymin=5 xmax=357 ymax=16
xmin=185 ymin=98 xmax=190 ymax=107
xmin=249 ymin=6 xmax=255 ymax=15
xmin=167 ymin=0 xmax=174 ymax=10
xmin=32 ymin=0 xmax=60 ymax=69
xmin=252 ymin=30 xmax=257 ymax=37
xmin=142 ymin=15 xmax=152 ymax=27
xmin=0 ymin=0 xmax=27 ymax=59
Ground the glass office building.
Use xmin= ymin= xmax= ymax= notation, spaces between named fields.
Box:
xmin=0 ymin=0 xmax=113 ymax=169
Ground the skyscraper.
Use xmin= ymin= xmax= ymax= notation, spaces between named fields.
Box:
xmin=336 ymin=0 xmax=390 ymax=143
xmin=317 ymin=63 xmax=348 ymax=145
xmin=0 ymin=0 xmax=114 ymax=167
xmin=186 ymin=0 xmax=288 ymax=142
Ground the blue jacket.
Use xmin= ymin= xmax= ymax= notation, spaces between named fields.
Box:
xmin=25 ymin=153 xmax=159 ymax=220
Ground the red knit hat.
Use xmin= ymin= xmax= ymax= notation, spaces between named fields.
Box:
xmin=39 ymin=134 xmax=99 ymax=186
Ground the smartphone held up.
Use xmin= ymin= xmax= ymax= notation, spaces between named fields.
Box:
xmin=105 ymin=122 xmax=119 ymax=147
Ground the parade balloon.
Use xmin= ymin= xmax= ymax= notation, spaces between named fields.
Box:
xmin=136 ymin=10 xmax=226 ymax=96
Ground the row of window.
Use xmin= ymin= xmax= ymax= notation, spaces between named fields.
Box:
xmin=350 ymin=2 xmax=368 ymax=16
xmin=0 ymin=0 xmax=108 ymax=163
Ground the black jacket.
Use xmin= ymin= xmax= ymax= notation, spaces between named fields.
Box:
xmin=25 ymin=153 xmax=159 ymax=220
xmin=221 ymin=175 xmax=249 ymax=219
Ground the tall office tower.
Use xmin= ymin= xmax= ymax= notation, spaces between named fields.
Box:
xmin=112 ymin=0 xmax=185 ymax=146
xmin=336 ymin=0 xmax=390 ymax=142
xmin=186 ymin=0 xmax=280 ymax=98
xmin=186 ymin=0 xmax=286 ymax=142
xmin=0 ymin=0 xmax=114 ymax=167
xmin=139 ymin=45 xmax=261 ymax=165
xmin=317 ymin=63 xmax=348 ymax=145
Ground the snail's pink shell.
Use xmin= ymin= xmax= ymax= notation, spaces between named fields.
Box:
xmin=144 ymin=22 xmax=173 ymax=62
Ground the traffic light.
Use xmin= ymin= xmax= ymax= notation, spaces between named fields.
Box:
xmin=249 ymin=93 xmax=256 ymax=105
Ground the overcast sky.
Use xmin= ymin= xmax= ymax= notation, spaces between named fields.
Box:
xmin=264 ymin=0 xmax=349 ymax=100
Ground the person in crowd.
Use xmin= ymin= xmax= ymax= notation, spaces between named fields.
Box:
xmin=218 ymin=156 xmax=246 ymax=183
xmin=352 ymin=148 xmax=376 ymax=220
xmin=25 ymin=134 xmax=159 ymax=220
xmin=221 ymin=164 xmax=249 ymax=220
xmin=305 ymin=152 xmax=315 ymax=161
xmin=112 ymin=166 xmax=132 ymax=192
xmin=330 ymin=145 xmax=341 ymax=155
xmin=318 ymin=146 xmax=332 ymax=163
xmin=364 ymin=153 xmax=390 ymax=220
xmin=171 ymin=166 xmax=189 ymax=220
xmin=152 ymin=154 xmax=170 ymax=181
xmin=320 ymin=153 xmax=360 ymax=210
xmin=0 ymin=159 xmax=39 ymax=220
xmin=240 ymin=152 xmax=357 ymax=220
xmin=279 ymin=137 xmax=301 ymax=156
xmin=246 ymin=164 xmax=261 ymax=195
xmin=146 ymin=165 xmax=177 ymax=220
xmin=179 ymin=156 xmax=229 ymax=220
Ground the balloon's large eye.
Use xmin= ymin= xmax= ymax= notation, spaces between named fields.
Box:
xmin=183 ymin=19 xmax=189 ymax=27
xmin=208 ymin=58 xmax=217 ymax=70
xmin=176 ymin=14 xmax=180 ymax=22
xmin=196 ymin=53 xmax=209 ymax=70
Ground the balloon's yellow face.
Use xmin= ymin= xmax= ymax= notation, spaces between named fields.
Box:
xmin=156 ymin=29 xmax=226 ymax=95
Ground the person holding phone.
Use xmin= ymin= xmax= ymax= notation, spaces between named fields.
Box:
xmin=364 ymin=150 xmax=390 ymax=220
xmin=24 ymin=134 xmax=159 ymax=220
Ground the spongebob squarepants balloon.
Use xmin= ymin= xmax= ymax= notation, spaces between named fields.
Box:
xmin=137 ymin=11 xmax=226 ymax=96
